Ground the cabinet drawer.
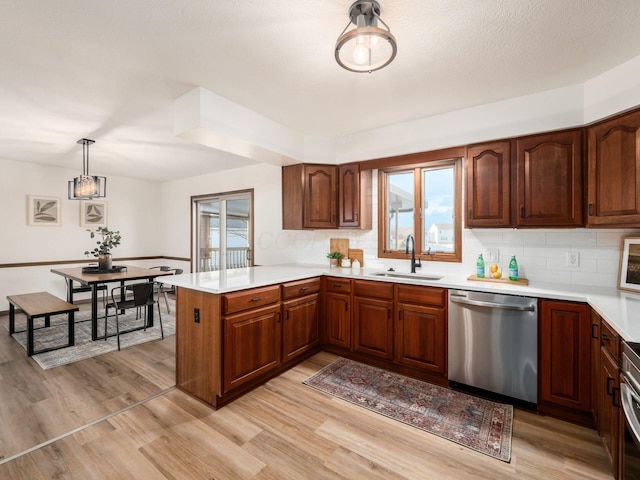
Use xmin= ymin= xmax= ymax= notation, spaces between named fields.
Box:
xmin=397 ymin=285 xmax=446 ymax=307
xmin=282 ymin=277 xmax=320 ymax=300
xmin=601 ymin=320 xmax=620 ymax=359
xmin=325 ymin=277 xmax=352 ymax=294
xmin=354 ymin=279 xmax=394 ymax=300
xmin=223 ymin=285 xmax=280 ymax=315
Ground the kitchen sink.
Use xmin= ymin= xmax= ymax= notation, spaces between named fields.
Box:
xmin=369 ymin=271 xmax=443 ymax=281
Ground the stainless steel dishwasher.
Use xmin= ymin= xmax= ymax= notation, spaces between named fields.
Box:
xmin=448 ymin=289 xmax=537 ymax=404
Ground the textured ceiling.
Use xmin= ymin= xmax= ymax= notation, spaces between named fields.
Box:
xmin=2 ymin=0 xmax=640 ymax=181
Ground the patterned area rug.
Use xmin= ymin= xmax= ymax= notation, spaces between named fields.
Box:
xmin=303 ymin=357 xmax=513 ymax=462
xmin=7 ymin=309 xmax=175 ymax=370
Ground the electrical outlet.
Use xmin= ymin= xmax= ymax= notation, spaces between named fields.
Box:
xmin=567 ymin=252 xmax=580 ymax=267
xmin=485 ymin=248 xmax=499 ymax=264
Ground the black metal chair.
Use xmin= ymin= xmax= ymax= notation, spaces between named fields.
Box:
xmin=157 ymin=268 xmax=183 ymax=314
xmin=104 ymin=282 xmax=163 ymax=351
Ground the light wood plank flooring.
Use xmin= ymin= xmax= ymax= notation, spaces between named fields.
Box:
xmin=0 ymin=302 xmax=614 ymax=479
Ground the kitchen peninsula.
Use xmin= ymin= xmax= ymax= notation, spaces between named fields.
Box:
xmin=161 ymin=264 xmax=639 ymax=411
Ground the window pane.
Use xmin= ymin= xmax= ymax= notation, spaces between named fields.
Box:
xmin=226 ymin=197 xmax=250 ymax=268
xmin=386 ymin=171 xmax=414 ymax=251
xmin=422 ymin=166 xmax=454 ymax=253
xmin=198 ymin=200 xmax=219 ymax=271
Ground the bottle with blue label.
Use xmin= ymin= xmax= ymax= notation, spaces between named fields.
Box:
xmin=476 ymin=254 xmax=485 ymax=278
xmin=508 ymin=255 xmax=518 ymax=281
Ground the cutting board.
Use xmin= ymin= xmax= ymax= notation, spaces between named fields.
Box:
xmin=330 ymin=238 xmax=349 ymax=259
xmin=348 ymin=248 xmax=364 ymax=267
xmin=467 ymin=275 xmax=529 ymax=286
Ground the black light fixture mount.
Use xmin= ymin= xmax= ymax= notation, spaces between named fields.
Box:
xmin=68 ymin=138 xmax=107 ymax=200
xmin=335 ymin=0 xmax=397 ymax=73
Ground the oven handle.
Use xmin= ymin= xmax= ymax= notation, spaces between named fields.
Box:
xmin=449 ymin=296 xmax=536 ymax=312
xmin=621 ymin=382 xmax=640 ymax=445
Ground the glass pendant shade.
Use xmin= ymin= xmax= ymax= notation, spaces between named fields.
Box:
xmin=68 ymin=138 xmax=107 ymax=200
xmin=335 ymin=1 xmax=397 ymax=73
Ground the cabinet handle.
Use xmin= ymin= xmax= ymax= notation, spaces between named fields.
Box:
xmin=332 ymin=284 xmax=342 ymax=289
xmin=468 ymin=208 xmax=472 ymax=218
xmin=607 ymin=376 xmax=614 ymax=396
xmin=284 ymin=309 xmax=290 ymax=320
xmin=399 ymin=310 xmax=403 ymax=321
xmin=591 ymin=323 xmax=599 ymax=339
xmin=601 ymin=333 xmax=611 ymax=342
xmin=520 ymin=205 xmax=524 ymax=218
xmin=345 ymin=302 xmax=349 ymax=312
xmin=277 ymin=312 xmax=281 ymax=323
xmin=355 ymin=213 xmax=359 ymax=221
xmin=388 ymin=309 xmax=391 ymax=319
xmin=250 ymin=297 xmax=262 ymax=302
xmin=613 ymin=387 xmax=621 ymax=408
xmin=300 ymin=286 xmax=309 ymax=291
xmin=588 ymin=204 xmax=594 ymax=216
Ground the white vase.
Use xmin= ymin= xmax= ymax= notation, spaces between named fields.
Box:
xmin=98 ymin=253 xmax=112 ymax=271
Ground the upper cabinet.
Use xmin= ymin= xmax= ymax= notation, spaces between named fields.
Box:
xmin=282 ymin=163 xmax=372 ymax=230
xmin=516 ymin=130 xmax=583 ymax=227
xmin=465 ymin=141 xmax=512 ymax=227
xmin=587 ymin=109 xmax=640 ymax=226
xmin=466 ymin=130 xmax=584 ymax=228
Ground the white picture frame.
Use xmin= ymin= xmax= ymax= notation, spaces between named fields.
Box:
xmin=27 ymin=195 xmax=61 ymax=226
xmin=618 ymin=236 xmax=640 ymax=293
xmin=80 ymin=200 xmax=107 ymax=227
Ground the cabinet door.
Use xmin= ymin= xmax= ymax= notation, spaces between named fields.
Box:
xmin=338 ymin=163 xmax=360 ymax=227
xmin=539 ymin=300 xmax=592 ymax=418
xmin=516 ymin=130 xmax=583 ymax=226
xmin=591 ymin=311 xmax=601 ymax=424
xmin=466 ymin=141 xmax=512 ymax=227
xmin=587 ymin=109 xmax=640 ymax=226
xmin=282 ymin=294 xmax=319 ymax=362
xmin=223 ymin=304 xmax=281 ymax=393
xmin=304 ymin=165 xmax=337 ymax=228
xmin=396 ymin=302 xmax=446 ymax=374
xmin=599 ymin=347 xmax=620 ymax=477
xmin=325 ymin=292 xmax=351 ymax=349
xmin=353 ymin=297 xmax=393 ymax=360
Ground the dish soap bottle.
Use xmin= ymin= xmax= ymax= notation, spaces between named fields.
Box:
xmin=476 ymin=254 xmax=485 ymax=278
xmin=509 ymin=255 xmax=519 ymax=281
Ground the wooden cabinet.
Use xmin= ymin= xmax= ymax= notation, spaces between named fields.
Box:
xmin=281 ymin=278 xmax=320 ymax=363
xmin=323 ymin=277 xmax=352 ymax=349
xmin=587 ymin=109 xmax=640 ymax=226
xmin=466 ymin=141 xmax=512 ymax=227
xmin=516 ymin=130 xmax=583 ymax=226
xmin=282 ymin=163 xmax=371 ymax=230
xmin=353 ymin=280 xmax=394 ymax=360
xmin=591 ymin=311 xmax=601 ymax=424
xmin=223 ymin=304 xmax=281 ymax=393
xmin=597 ymin=320 xmax=621 ymax=478
xmin=538 ymin=300 xmax=592 ymax=426
xmin=395 ymin=285 xmax=447 ymax=375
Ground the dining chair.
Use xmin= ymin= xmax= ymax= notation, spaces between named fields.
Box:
xmin=157 ymin=268 xmax=183 ymax=314
xmin=104 ymin=282 xmax=163 ymax=350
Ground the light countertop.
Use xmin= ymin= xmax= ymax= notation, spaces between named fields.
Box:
xmin=159 ymin=263 xmax=640 ymax=342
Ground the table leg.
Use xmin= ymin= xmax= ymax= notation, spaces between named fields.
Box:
xmin=67 ymin=279 xmax=74 ymax=303
xmin=147 ymin=277 xmax=154 ymax=328
xmin=91 ymin=283 xmax=99 ymax=341
xmin=9 ymin=303 xmax=15 ymax=334
xmin=69 ymin=311 xmax=75 ymax=347
xmin=27 ymin=316 xmax=34 ymax=356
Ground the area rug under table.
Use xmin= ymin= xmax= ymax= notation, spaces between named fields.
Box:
xmin=7 ymin=310 xmax=175 ymax=370
xmin=303 ymin=357 xmax=513 ymax=462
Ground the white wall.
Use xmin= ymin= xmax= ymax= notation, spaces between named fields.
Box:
xmin=0 ymin=158 xmax=163 ymax=309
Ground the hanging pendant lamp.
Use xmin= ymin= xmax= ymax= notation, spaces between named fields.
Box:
xmin=68 ymin=138 xmax=107 ymax=200
xmin=335 ymin=0 xmax=397 ymax=73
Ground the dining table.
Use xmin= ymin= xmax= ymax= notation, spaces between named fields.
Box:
xmin=51 ymin=265 xmax=173 ymax=341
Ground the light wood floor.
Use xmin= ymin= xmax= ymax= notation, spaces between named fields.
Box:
xmin=0 ymin=302 xmax=614 ymax=479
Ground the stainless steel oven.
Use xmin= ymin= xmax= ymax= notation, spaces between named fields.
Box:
xmin=620 ymin=341 xmax=640 ymax=479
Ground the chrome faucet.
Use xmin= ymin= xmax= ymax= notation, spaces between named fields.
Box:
xmin=405 ymin=234 xmax=422 ymax=273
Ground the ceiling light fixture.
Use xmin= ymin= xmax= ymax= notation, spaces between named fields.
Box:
xmin=68 ymin=138 xmax=107 ymax=200
xmin=335 ymin=0 xmax=397 ymax=73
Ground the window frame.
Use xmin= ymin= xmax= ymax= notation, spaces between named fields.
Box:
xmin=377 ymin=157 xmax=462 ymax=263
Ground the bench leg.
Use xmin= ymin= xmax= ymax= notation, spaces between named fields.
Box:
xmin=45 ymin=314 xmax=51 ymax=328
xmin=69 ymin=311 xmax=75 ymax=347
xmin=9 ymin=303 xmax=15 ymax=335
xmin=27 ymin=316 xmax=34 ymax=357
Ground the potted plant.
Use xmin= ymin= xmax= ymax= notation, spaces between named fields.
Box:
xmin=326 ymin=251 xmax=343 ymax=268
xmin=85 ymin=227 xmax=121 ymax=271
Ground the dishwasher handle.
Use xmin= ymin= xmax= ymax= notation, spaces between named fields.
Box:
xmin=449 ymin=294 xmax=536 ymax=312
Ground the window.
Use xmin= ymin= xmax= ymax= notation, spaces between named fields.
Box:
xmin=378 ymin=158 xmax=461 ymax=262
xmin=192 ymin=190 xmax=253 ymax=272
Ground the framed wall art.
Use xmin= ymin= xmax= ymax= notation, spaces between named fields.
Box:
xmin=27 ymin=195 xmax=61 ymax=226
xmin=80 ymin=200 xmax=107 ymax=227
xmin=618 ymin=237 xmax=640 ymax=293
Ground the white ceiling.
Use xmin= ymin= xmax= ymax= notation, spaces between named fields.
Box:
xmin=2 ymin=0 xmax=640 ymax=182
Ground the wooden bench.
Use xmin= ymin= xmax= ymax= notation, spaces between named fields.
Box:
xmin=7 ymin=292 xmax=79 ymax=356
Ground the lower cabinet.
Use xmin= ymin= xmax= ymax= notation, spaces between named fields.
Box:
xmin=353 ymin=290 xmax=394 ymax=360
xmin=282 ymin=293 xmax=320 ymax=362
xmin=538 ymin=300 xmax=592 ymax=425
xmin=223 ymin=304 xmax=282 ymax=393
xmin=324 ymin=277 xmax=352 ymax=349
xmin=396 ymin=284 xmax=447 ymax=375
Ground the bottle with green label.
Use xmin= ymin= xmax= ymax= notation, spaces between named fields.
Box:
xmin=476 ymin=254 xmax=485 ymax=278
xmin=509 ymin=255 xmax=518 ymax=281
